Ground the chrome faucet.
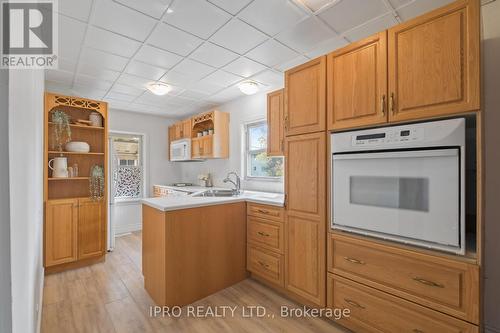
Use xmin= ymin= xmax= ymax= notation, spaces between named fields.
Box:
xmin=223 ymin=171 xmax=241 ymax=194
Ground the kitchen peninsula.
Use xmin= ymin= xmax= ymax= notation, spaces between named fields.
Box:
xmin=141 ymin=190 xmax=284 ymax=306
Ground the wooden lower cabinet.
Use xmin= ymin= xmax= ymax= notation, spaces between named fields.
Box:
xmin=44 ymin=198 xmax=106 ymax=268
xmin=247 ymin=246 xmax=284 ymax=287
xmin=328 ymin=233 xmax=480 ymax=324
xmin=45 ymin=199 xmax=78 ymax=266
xmin=78 ymin=198 xmax=105 ymax=259
xmin=328 ymin=274 xmax=478 ymax=333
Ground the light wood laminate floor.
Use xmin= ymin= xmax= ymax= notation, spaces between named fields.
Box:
xmin=42 ymin=231 xmax=348 ymax=333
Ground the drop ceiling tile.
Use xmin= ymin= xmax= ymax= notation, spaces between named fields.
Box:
xmin=178 ymin=90 xmax=211 ymax=100
xmin=276 ymin=17 xmax=337 ymax=53
xmin=148 ymin=23 xmax=203 ymax=56
xmin=104 ymin=98 xmax=133 ymax=110
xmin=250 ymin=69 xmax=284 ymax=88
xmin=71 ymin=84 xmax=109 ymax=99
xmin=207 ymin=0 xmax=253 ymax=15
xmin=189 ymin=81 xmax=225 ymax=95
xmin=117 ymin=73 xmax=152 ymax=90
xmin=85 ymin=26 xmax=142 ymax=58
xmin=58 ymin=58 xmax=77 ymax=73
xmin=79 ymin=47 xmax=129 ymax=72
xmin=74 ymin=74 xmax=114 ymax=91
xmin=58 ymin=0 xmax=92 ymax=22
xmin=105 ymin=92 xmax=138 ymax=102
xmin=110 ymin=83 xmax=145 ymax=96
xmin=78 ymin=63 xmax=121 ymax=82
xmin=238 ymin=0 xmax=307 ymax=36
xmin=46 ymin=70 xmax=74 ymax=84
xmin=396 ymin=0 xmax=454 ymax=21
xmin=93 ymin=0 xmax=157 ymax=41
xmin=134 ymin=45 xmax=183 ymax=69
xmin=125 ymin=61 xmax=168 ymax=80
xmin=223 ymin=57 xmax=267 ymax=78
xmin=246 ymin=39 xmax=299 ymax=67
xmin=160 ymin=71 xmax=195 ymax=87
xmin=165 ymin=0 xmax=231 ymax=39
xmin=201 ymin=70 xmax=243 ymax=87
xmin=207 ymin=85 xmax=244 ymax=103
xmin=318 ymin=0 xmax=389 ymax=33
xmin=45 ymin=81 xmax=72 ymax=95
xmin=114 ymin=0 xmax=171 ymax=20
xmin=58 ymin=15 xmax=86 ymax=62
xmin=344 ymin=13 xmax=398 ymax=42
xmin=387 ymin=0 xmax=412 ymax=9
xmin=210 ymin=19 xmax=268 ymax=55
xmin=304 ymin=36 xmax=348 ymax=58
xmin=274 ymin=55 xmax=309 ymax=72
xmin=171 ymin=59 xmax=216 ymax=80
xmin=189 ymin=42 xmax=239 ymax=68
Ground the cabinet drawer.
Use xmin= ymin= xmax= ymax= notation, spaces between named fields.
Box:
xmin=328 ymin=274 xmax=478 ymax=333
xmin=328 ymin=234 xmax=479 ymax=323
xmin=247 ymin=203 xmax=284 ymax=222
xmin=247 ymin=246 xmax=284 ymax=287
xmin=247 ymin=217 xmax=283 ymax=254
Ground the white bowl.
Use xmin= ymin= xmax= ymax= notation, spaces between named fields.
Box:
xmin=65 ymin=141 xmax=90 ymax=153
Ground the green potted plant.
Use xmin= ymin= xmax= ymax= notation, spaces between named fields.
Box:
xmin=89 ymin=165 xmax=105 ymax=201
xmin=51 ymin=110 xmax=71 ymax=151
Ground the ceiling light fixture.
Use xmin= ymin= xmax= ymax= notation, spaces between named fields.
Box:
xmin=166 ymin=8 xmax=173 ymax=14
xmin=147 ymin=82 xmax=171 ymax=96
xmin=238 ymin=81 xmax=259 ymax=95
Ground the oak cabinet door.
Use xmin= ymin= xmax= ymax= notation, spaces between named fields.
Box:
xmin=181 ymin=119 xmax=192 ymax=139
xmin=388 ymin=0 xmax=480 ymax=122
xmin=202 ymin=136 xmax=213 ymax=157
xmin=45 ymin=199 xmax=78 ymax=267
xmin=267 ymin=89 xmax=284 ymax=156
xmin=191 ymin=138 xmax=201 ymax=158
xmin=285 ymin=132 xmax=326 ymax=306
xmin=285 ymin=57 xmax=326 ymax=136
xmin=78 ymin=198 xmax=105 ymax=259
xmin=328 ymin=32 xmax=388 ymax=130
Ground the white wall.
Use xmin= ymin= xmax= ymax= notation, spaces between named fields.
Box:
xmin=180 ymin=92 xmax=285 ymax=193
xmin=108 ymin=109 xmax=180 ymax=234
xmin=482 ymin=1 xmax=500 ymax=332
xmin=8 ymin=69 xmax=45 ymax=333
xmin=0 ymin=70 xmax=12 ymax=333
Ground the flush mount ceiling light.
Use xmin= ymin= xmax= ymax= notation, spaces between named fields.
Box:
xmin=294 ymin=0 xmax=338 ymax=13
xmin=147 ymin=82 xmax=171 ymax=96
xmin=238 ymin=81 xmax=259 ymax=95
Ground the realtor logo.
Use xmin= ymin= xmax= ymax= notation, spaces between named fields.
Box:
xmin=1 ymin=0 xmax=58 ymax=68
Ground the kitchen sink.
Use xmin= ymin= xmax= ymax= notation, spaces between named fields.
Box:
xmin=192 ymin=189 xmax=238 ymax=197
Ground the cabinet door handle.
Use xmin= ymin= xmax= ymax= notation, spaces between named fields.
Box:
xmin=258 ymin=261 xmax=270 ymax=269
xmin=343 ymin=257 xmax=365 ymax=265
xmin=412 ymin=277 xmax=444 ymax=288
xmin=413 ymin=329 xmax=425 ymax=333
xmin=344 ymin=298 xmax=365 ymax=309
xmin=381 ymin=94 xmax=386 ymax=116
xmin=284 ymin=115 xmax=289 ymax=131
xmin=389 ymin=92 xmax=395 ymax=114
xmin=281 ymin=139 xmax=284 ymax=153
xmin=257 ymin=231 xmax=270 ymax=237
xmin=257 ymin=209 xmax=270 ymax=214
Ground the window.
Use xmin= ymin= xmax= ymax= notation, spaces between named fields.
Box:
xmin=111 ymin=135 xmax=143 ymax=200
xmin=245 ymin=121 xmax=284 ymax=180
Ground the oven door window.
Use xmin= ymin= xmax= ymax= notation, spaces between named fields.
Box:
xmin=332 ymin=148 xmax=460 ymax=248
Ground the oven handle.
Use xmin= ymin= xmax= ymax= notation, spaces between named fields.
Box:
xmin=333 ymin=149 xmax=458 ymax=161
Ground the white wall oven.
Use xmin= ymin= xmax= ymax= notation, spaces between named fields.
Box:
xmin=331 ymin=118 xmax=466 ymax=254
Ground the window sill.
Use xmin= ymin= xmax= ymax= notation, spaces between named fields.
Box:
xmin=244 ymin=176 xmax=283 ymax=183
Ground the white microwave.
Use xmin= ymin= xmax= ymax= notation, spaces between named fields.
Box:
xmin=170 ymin=139 xmax=193 ymax=161
xmin=331 ymin=118 xmax=466 ymax=255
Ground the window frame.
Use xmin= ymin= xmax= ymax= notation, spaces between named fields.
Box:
xmin=244 ymin=120 xmax=284 ymax=182
xmin=111 ymin=134 xmax=145 ymax=201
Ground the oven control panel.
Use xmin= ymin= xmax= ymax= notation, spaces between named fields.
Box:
xmin=351 ymin=127 xmax=423 ymax=146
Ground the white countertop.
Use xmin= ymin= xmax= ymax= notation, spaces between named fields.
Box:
xmin=143 ymin=188 xmax=285 ymax=212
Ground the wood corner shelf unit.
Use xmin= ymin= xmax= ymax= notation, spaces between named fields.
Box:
xmin=43 ymin=92 xmax=108 ymax=273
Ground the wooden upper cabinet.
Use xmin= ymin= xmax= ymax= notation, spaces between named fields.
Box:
xmin=45 ymin=199 xmax=78 ymax=267
xmin=78 ymin=198 xmax=105 ymax=260
xmin=181 ymin=119 xmax=192 ymax=139
xmin=267 ymin=89 xmax=284 ymax=156
xmin=285 ymin=132 xmax=326 ymax=306
xmin=327 ymin=32 xmax=388 ymax=130
xmin=285 ymin=57 xmax=326 ymax=136
xmin=388 ymin=0 xmax=480 ymax=122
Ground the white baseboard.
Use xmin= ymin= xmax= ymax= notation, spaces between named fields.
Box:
xmin=115 ymin=222 xmax=142 ymax=235
xmin=36 ymin=267 xmax=44 ymax=333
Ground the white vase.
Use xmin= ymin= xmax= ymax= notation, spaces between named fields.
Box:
xmin=49 ymin=157 xmax=68 ymax=178
xmin=65 ymin=141 xmax=90 ymax=153
xmin=89 ymin=112 xmax=102 ymax=127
